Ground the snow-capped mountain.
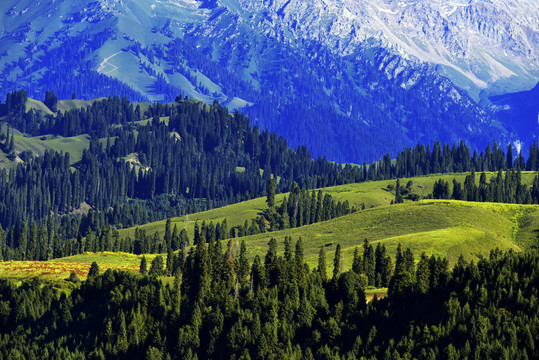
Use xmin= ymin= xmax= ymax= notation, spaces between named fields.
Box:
xmin=0 ymin=0 xmax=537 ymax=162
xmin=241 ymin=0 xmax=539 ymax=101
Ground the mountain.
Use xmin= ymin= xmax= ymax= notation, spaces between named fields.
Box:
xmin=246 ymin=0 xmax=539 ymax=101
xmin=489 ymin=82 xmax=539 ymax=147
xmin=0 ymin=0 xmax=537 ymax=162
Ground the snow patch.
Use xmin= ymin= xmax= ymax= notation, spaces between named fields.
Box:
xmin=513 ymin=140 xmax=522 ymax=154
xmin=378 ymin=8 xmax=398 ymax=15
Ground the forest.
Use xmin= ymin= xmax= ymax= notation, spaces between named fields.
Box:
xmin=2 ymin=90 xmax=539 ymax=262
xmin=0 ymin=239 xmax=536 ymax=359
xmin=430 ymin=169 xmax=539 ymax=204
xmin=0 ymin=91 xmax=538 ymax=359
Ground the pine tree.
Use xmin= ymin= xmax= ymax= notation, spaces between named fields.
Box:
xmin=172 ymin=268 xmax=182 ymax=317
xmin=362 ymin=239 xmax=375 ymax=286
xmin=194 ymin=221 xmax=200 ymax=244
xmin=507 ymin=143 xmax=513 ymax=169
xmin=164 ymin=219 xmax=172 ymax=251
xmin=333 ymin=244 xmax=342 ymax=278
xmin=149 ymin=255 xmax=165 ymax=277
xmin=395 ymin=179 xmax=404 ymax=204
xmin=352 ymin=247 xmax=362 ymax=274
xmin=140 ymin=255 xmax=148 ymax=275
xmin=266 ymin=178 xmax=276 ymax=209
xmin=88 ymin=261 xmax=100 ymax=279
xmin=238 ymin=240 xmax=249 ymax=285
xmin=284 ymin=236 xmax=293 ymax=263
xmin=318 ymin=247 xmax=327 ymax=281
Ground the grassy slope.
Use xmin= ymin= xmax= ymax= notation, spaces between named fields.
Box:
xmin=25 ymin=98 xmax=54 ymax=116
xmin=117 ymin=172 xmax=539 ymax=241
xmin=111 ymin=173 xmax=539 ymax=275
xmin=0 ymin=98 xmax=167 ymax=170
xmin=14 ymin=134 xmax=91 ymax=163
xmin=234 ymin=200 xmax=535 ymax=270
xmin=0 ymin=252 xmax=158 ymax=281
xmin=37 ymin=199 xmax=539 ymax=282
xmin=4 ymin=199 xmax=536 ymax=282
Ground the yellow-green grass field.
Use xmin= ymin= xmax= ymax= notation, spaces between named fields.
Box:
xmin=22 ymin=200 xmax=538 ymax=284
xmin=0 ymin=252 xmax=155 ymax=281
xmin=230 ymin=200 xmax=538 ymax=271
xmin=14 ymin=134 xmax=91 ymax=163
xmin=118 ymin=172 xmax=539 ymax=243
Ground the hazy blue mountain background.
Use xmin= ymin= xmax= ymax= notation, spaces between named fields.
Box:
xmin=0 ymin=0 xmax=537 ymax=162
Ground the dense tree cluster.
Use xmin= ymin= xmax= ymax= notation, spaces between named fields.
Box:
xmin=0 ymin=91 xmax=364 ymax=226
xmin=263 ymin=181 xmax=352 ymax=233
xmin=432 ymin=169 xmax=539 ymax=204
xmin=0 ymin=92 xmax=367 ymax=260
xmin=193 ymin=219 xmax=228 ymax=245
xmin=0 ymin=239 xmax=536 ymax=359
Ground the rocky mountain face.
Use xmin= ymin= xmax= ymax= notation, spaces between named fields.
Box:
xmin=0 ymin=0 xmax=537 ymax=162
xmin=243 ymin=0 xmax=539 ymax=100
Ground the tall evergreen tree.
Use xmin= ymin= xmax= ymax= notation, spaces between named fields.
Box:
xmin=333 ymin=244 xmax=342 ymax=278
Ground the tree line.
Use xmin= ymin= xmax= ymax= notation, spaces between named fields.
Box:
xmin=0 ymin=237 xmax=536 ymax=359
xmin=431 ymin=169 xmax=539 ymax=204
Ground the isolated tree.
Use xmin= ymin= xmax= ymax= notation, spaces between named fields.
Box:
xmin=88 ymin=261 xmax=99 ymax=279
xmin=140 ymin=255 xmax=148 ymax=275
xmin=318 ymin=247 xmax=327 ymax=281
xmin=394 ymin=179 xmax=404 ymax=204
xmin=507 ymin=143 xmax=513 ymax=169
xmin=149 ymin=255 xmax=164 ymax=277
xmin=333 ymin=244 xmax=342 ymax=278
xmin=352 ymin=247 xmax=362 ymax=275
xmin=172 ymin=268 xmax=182 ymax=316
xmin=266 ymin=178 xmax=276 ymax=208
xmin=68 ymin=271 xmax=81 ymax=283
xmin=238 ymin=240 xmax=249 ymax=285
xmin=164 ymin=219 xmax=172 ymax=251
xmin=194 ymin=221 xmax=200 ymax=244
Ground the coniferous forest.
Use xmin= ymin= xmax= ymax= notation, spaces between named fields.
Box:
xmin=0 ymin=239 xmax=537 ymax=359
xmin=0 ymin=91 xmax=538 ymax=359
xmin=3 ymin=91 xmax=539 ymax=261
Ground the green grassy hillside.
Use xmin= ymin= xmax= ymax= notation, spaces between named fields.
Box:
xmin=118 ymin=172 xmax=539 ymax=241
xmin=112 ymin=172 xmax=539 ymax=275
xmin=25 ymin=98 xmax=55 ymax=115
xmin=4 ymin=198 xmax=535 ymax=283
xmin=0 ymin=252 xmax=152 ymax=282
xmin=236 ymin=200 xmax=538 ymax=270
xmin=56 ymin=200 xmax=539 ymax=280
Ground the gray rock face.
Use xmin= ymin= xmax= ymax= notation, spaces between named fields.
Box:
xmin=236 ymin=0 xmax=539 ymax=100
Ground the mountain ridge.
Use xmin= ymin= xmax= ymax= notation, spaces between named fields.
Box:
xmin=0 ymin=0 xmax=536 ymax=162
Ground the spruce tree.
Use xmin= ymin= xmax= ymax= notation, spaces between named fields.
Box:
xmin=88 ymin=261 xmax=100 ymax=279
xmin=333 ymin=244 xmax=342 ymax=278
xmin=140 ymin=255 xmax=148 ymax=275
xmin=149 ymin=255 xmax=165 ymax=277
xmin=318 ymin=247 xmax=327 ymax=281
xmin=266 ymin=178 xmax=276 ymax=209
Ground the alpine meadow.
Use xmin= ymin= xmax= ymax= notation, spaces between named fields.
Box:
xmin=0 ymin=0 xmax=538 ymax=359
